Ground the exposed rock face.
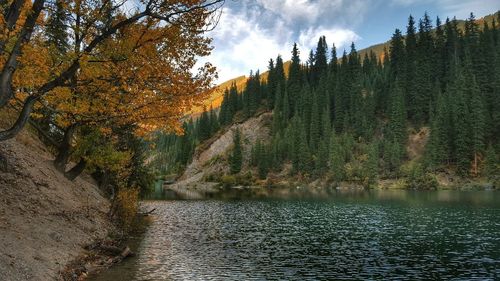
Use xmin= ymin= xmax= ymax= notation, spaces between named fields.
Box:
xmin=407 ymin=127 xmax=430 ymax=160
xmin=177 ymin=112 xmax=272 ymax=187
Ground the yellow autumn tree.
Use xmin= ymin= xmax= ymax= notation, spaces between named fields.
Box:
xmin=0 ymin=0 xmax=225 ymax=141
xmin=42 ymin=14 xmax=218 ymax=175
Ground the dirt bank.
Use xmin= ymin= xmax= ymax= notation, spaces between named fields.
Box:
xmin=0 ymin=131 xmax=112 ymax=281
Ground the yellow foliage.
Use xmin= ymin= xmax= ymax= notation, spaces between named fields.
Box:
xmin=115 ymin=188 xmax=139 ymax=232
xmin=1 ymin=0 xmax=219 ymax=138
xmin=38 ymin=16 xmax=216 ymax=136
xmin=14 ymin=38 xmax=51 ymax=89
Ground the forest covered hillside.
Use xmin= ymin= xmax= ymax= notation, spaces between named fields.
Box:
xmin=151 ymin=11 xmax=500 ymax=189
xmin=190 ymin=12 xmax=500 ymax=115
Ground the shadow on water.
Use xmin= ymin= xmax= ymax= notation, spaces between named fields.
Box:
xmin=147 ymin=183 xmax=500 ymax=208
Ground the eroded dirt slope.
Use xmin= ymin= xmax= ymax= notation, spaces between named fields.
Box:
xmin=0 ymin=132 xmax=111 ymax=281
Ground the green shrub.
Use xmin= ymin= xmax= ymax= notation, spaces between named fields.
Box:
xmin=236 ymin=171 xmax=255 ymax=186
xmin=404 ymin=163 xmax=438 ymax=190
xmin=221 ymin=175 xmax=236 ymax=187
xmin=204 ymin=172 xmax=223 ymax=182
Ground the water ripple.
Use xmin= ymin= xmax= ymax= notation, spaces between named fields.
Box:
xmin=94 ymin=191 xmax=500 ymax=281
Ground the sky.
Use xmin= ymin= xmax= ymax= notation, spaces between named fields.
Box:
xmin=203 ymin=0 xmax=499 ymax=83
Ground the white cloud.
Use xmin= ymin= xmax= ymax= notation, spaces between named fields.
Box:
xmin=203 ymin=4 xmax=361 ymax=83
xmin=255 ymin=0 xmax=359 ymax=26
xmin=297 ymin=27 xmax=360 ymax=56
xmin=205 ymin=7 xmax=292 ymax=82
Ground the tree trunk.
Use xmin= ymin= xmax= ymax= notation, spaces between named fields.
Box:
xmin=54 ymin=124 xmax=77 ymax=172
xmin=0 ymin=95 xmax=38 ymax=141
xmin=0 ymin=0 xmax=26 ymax=54
xmin=100 ymin=172 xmax=112 ymax=194
xmin=0 ymin=0 xmax=44 ymax=108
xmin=65 ymin=158 xmax=87 ymax=181
xmin=3 ymin=0 xmax=25 ymax=29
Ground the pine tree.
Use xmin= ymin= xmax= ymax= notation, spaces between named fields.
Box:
xmin=389 ymin=29 xmax=406 ymax=81
xmin=405 ymin=15 xmax=418 ymax=121
xmin=209 ymin=106 xmax=220 ymax=135
xmin=288 ymin=43 xmax=302 ymax=111
xmin=443 ymin=17 xmax=460 ymax=85
xmin=198 ymin=110 xmax=211 ymax=141
xmin=464 ymin=13 xmax=480 ymax=57
xmin=329 ymin=43 xmax=338 ymax=75
xmin=452 ymin=71 xmax=471 ymax=176
xmin=267 ymin=58 xmax=277 ymax=108
xmin=478 ymin=21 xmax=499 ymax=140
xmin=435 ymin=16 xmax=447 ymax=89
xmin=483 ymin=145 xmax=498 ymax=180
xmin=468 ymin=75 xmax=486 ymax=176
xmin=282 ymin=89 xmax=290 ymax=124
xmin=244 ymin=71 xmax=261 ymax=117
xmin=291 ymin=117 xmax=311 ymax=174
xmin=388 ymin=83 xmax=406 ymax=144
xmin=427 ymin=91 xmax=452 ymax=169
xmin=309 ymin=92 xmax=321 ymax=151
xmin=366 ymin=142 xmax=379 ymax=186
xmin=229 ymin=129 xmax=243 ymax=174
xmin=414 ymin=13 xmax=434 ymax=124
xmin=491 ymin=54 xmax=500 ymax=142
xmin=219 ymin=89 xmax=232 ymax=125
xmin=348 ymin=44 xmax=365 ymax=137
xmin=307 ymin=49 xmax=315 ymax=84
xmin=229 ymin=82 xmax=239 ymax=116
xmin=312 ymin=36 xmax=328 ymax=86
xmin=384 ymin=140 xmax=404 ymax=174
xmin=268 ymin=55 xmax=286 ymax=110
xmin=46 ymin=0 xmax=69 ymax=54
xmin=334 ymin=50 xmax=349 ymax=131
xmin=329 ymin=134 xmax=345 ymax=184
xmin=321 ymin=106 xmax=332 ymax=142
xmin=179 ymin=131 xmax=194 ymax=165
xmin=297 ymin=119 xmax=312 ymax=173
xmin=251 ymin=140 xmax=269 ymax=179
xmin=315 ymin=138 xmax=329 ymax=175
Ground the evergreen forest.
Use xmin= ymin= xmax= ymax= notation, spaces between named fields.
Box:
xmin=152 ymin=12 xmax=500 ymax=188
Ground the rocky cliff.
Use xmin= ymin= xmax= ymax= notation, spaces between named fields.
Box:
xmin=174 ymin=112 xmax=272 ymax=188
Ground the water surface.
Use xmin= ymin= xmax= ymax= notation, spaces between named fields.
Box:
xmin=92 ymin=190 xmax=500 ymax=280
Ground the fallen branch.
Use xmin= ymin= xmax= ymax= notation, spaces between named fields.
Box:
xmin=140 ymin=208 xmax=156 ymax=216
xmin=99 ymin=245 xmax=124 ymax=256
xmin=110 ymin=246 xmax=133 ymax=264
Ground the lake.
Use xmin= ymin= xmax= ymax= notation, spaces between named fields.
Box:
xmin=92 ymin=189 xmax=500 ymax=280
